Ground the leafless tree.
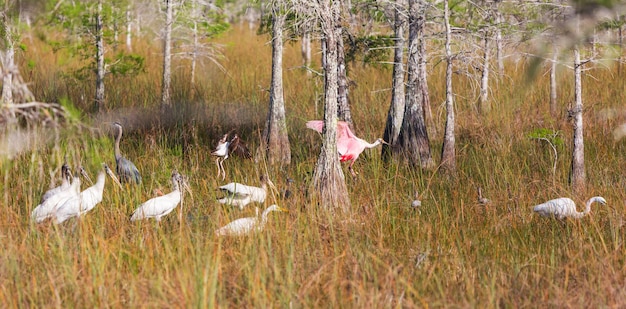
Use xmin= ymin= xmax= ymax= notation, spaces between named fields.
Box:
xmin=260 ymin=0 xmax=291 ymax=165
xmin=161 ymin=0 xmax=173 ymax=107
xmin=394 ymin=0 xmax=433 ymax=169
xmin=382 ymin=0 xmax=406 ymax=161
xmin=440 ymin=0 xmax=455 ymax=174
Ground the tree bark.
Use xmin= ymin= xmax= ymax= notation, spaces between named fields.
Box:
xmin=478 ymin=33 xmax=491 ymax=114
xmin=261 ymin=4 xmax=291 ymax=165
xmin=95 ymin=0 xmax=105 ymax=113
xmin=440 ymin=0 xmax=455 ymax=174
xmin=301 ymin=29 xmax=311 ymax=76
xmin=126 ymin=7 xmax=132 ymax=52
xmin=312 ymin=0 xmax=351 ymax=211
xmin=382 ymin=0 xmax=406 ymax=161
xmin=550 ymin=44 xmax=558 ymax=116
xmin=161 ymin=0 xmax=173 ymax=107
xmin=394 ymin=0 xmax=433 ymax=169
xmin=336 ymin=13 xmax=353 ymax=128
xmin=495 ymin=8 xmax=504 ymax=76
xmin=570 ymin=43 xmax=585 ymax=192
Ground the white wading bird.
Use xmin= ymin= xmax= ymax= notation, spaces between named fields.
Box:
xmin=130 ymin=171 xmax=191 ymax=222
xmin=306 ymin=120 xmax=388 ymax=177
xmin=215 ymin=204 xmax=287 ymax=236
xmin=54 ymin=164 xmax=122 ymax=224
xmin=41 ymin=163 xmax=72 ymax=204
xmin=533 ymin=196 xmax=606 ymax=220
xmin=211 ymin=133 xmax=230 ymax=180
xmin=32 ymin=174 xmax=81 ymax=223
xmin=217 ymin=175 xmax=276 ymax=210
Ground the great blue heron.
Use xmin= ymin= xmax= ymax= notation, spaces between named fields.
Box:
xmin=130 ymin=171 xmax=191 ymax=221
xmin=217 ymin=175 xmax=276 ymax=210
xmin=40 ymin=163 xmax=72 ymax=204
xmin=32 ymin=174 xmax=81 ymax=223
xmin=214 ymin=204 xmax=287 ymax=236
xmin=306 ymin=120 xmax=388 ymax=177
xmin=54 ymin=164 xmax=122 ymax=224
xmin=533 ymin=196 xmax=606 ymax=220
xmin=113 ymin=122 xmax=142 ymax=184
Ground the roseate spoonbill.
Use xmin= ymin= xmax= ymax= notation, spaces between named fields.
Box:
xmin=32 ymin=175 xmax=81 ymax=223
xmin=217 ymin=175 xmax=276 ymax=210
xmin=306 ymin=120 xmax=388 ymax=177
xmin=533 ymin=196 xmax=606 ymax=220
xmin=211 ymin=133 xmax=230 ymax=180
xmin=113 ymin=122 xmax=142 ymax=184
xmin=41 ymin=163 xmax=72 ymax=204
xmin=54 ymin=164 xmax=123 ymax=224
xmin=477 ymin=186 xmax=490 ymax=205
xmin=214 ymin=204 xmax=287 ymax=236
xmin=130 ymin=171 xmax=191 ymax=221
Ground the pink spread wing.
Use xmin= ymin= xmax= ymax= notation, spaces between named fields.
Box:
xmin=336 ymin=121 xmax=356 ymax=139
xmin=305 ymin=120 xmax=324 ymax=133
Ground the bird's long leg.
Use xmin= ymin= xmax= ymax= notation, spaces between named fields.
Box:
xmin=215 ymin=158 xmax=222 ymax=179
xmin=348 ymin=161 xmax=358 ymax=178
xmin=219 ymin=158 xmax=226 ymax=180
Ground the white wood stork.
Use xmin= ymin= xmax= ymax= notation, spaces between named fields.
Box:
xmin=40 ymin=163 xmax=72 ymax=204
xmin=32 ymin=175 xmax=81 ymax=223
xmin=54 ymin=164 xmax=122 ymax=224
xmin=217 ymin=175 xmax=276 ymax=210
xmin=130 ymin=171 xmax=191 ymax=222
xmin=215 ymin=204 xmax=287 ymax=236
xmin=533 ymin=196 xmax=606 ymax=220
xmin=211 ymin=133 xmax=230 ymax=180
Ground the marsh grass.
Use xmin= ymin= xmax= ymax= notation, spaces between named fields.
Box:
xmin=1 ymin=25 xmax=626 ymax=307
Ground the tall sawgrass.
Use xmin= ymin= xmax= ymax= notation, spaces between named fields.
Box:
xmin=1 ymin=25 xmax=625 ymax=307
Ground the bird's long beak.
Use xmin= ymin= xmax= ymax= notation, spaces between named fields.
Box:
xmin=79 ymin=166 xmax=94 ymax=185
xmin=278 ymin=206 xmax=289 ymax=213
xmin=104 ymin=164 xmax=123 ymax=190
xmin=381 ymin=139 xmax=390 ymax=145
xmin=181 ymin=177 xmax=193 ymax=198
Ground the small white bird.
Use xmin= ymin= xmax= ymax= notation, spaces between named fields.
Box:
xmin=32 ymin=175 xmax=81 ymax=223
xmin=54 ymin=164 xmax=122 ymax=224
xmin=211 ymin=133 xmax=230 ymax=180
xmin=130 ymin=171 xmax=191 ymax=222
xmin=217 ymin=175 xmax=276 ymax=210
xmin=411 ymin=191 xmax=422 ymax=208
xmin=215 ymin=204 xmax=287 ymax=236
xmin=533 ymin=196 xmax=606 ymax=220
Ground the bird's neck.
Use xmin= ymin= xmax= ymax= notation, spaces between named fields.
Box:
xmin=583 ymin=197 xmax=601 ymax=215
xmin=114 ymin=129 xmax=122 ymax=159
xmin=365 ymin=139 xmax=382 ymax=149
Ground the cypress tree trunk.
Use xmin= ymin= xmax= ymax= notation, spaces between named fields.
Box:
xmin=261 ymin=5 xmax=291 ymax=165
xmin=382 ymin=0 xmax=406 ymax=161
xmin=95 ymin=0 xmax=105 ymax=113
xmin=394 ymin=0 xmax=433 ymax=169
xmin=312 ymin=0 xmax=350 ymax=211
xmin=550 ymin=44 xmax=558 ymax=116
xmin=570 ymin=43 xmax=585 ymax=192
xmin=161 ymin=0 xmax=173 ymax=107
xmin=478 ymin=33 xmax=491 ymax=114
xmin=440 ymin=0 xmax=455 ymax=173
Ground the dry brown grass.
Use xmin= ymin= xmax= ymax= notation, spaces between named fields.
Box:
xmin=1 ymin=24 xmax=626 ymax=307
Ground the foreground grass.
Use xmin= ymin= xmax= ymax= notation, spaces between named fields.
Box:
xmin=1 ymin=25 xmax=626 ymax=307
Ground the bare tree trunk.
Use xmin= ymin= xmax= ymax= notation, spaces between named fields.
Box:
xmin=570 ymin=43 xmax=585 ymax=192
xmin=312 ymin=0 xmax=350 ymax=211
xmin=191 ymin=18 xmax=198 ymax=91
xmin=301 ymin=29 xmax=311 ymax=76
xmin=95 ymin=0 xmax=105 ymax=113
xmin=550 ymin=44 xmax=558 ymax=116
xmin=261 ymin=5 xmax=291 ymax=165
xmin=495 ymin=9 xmax=504 ymax=76
xmin=336 ymin=23 xmax=353 ymax=127
xmin=394 ymin=0 xmax=432 ymax=169
xmin=161 ymin=0 xmax=173 ymax=107
xmin=440 ymin=0 xmax=455 ymax=174
xmin=382 ymin=0 xmax=406 ymax=161
xmin=418 ymin=16 xmax=434 ymax=135
xmin=1 ymin=27 xmax=14 ymax=107
xmin=478 ymin=33 xmax=491 ymax=114
xmin=126 ymin=7 xmax=132 ymax=52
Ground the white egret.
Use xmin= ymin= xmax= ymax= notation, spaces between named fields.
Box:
xmin=411 ymin=191 xmax=422 ymax=208
xmin=533 ymin=196 xmax=606 ymax=220
xmin=32 ymin=175 xmax=81 ymax=223
xmin=54 ymin=164 xmax=122 ymax=224
xmin=130 ymin=171 xmax=191 ymax=221
xmin=40 ymin=163 xmax=72 ymax=204
xmin=217 ymin=175 xmax=276 ymax=210
xmin=215 ymin=204 xmax=287 ymax=236
xmin=211 ymin=133 xmax=230 ymax=180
